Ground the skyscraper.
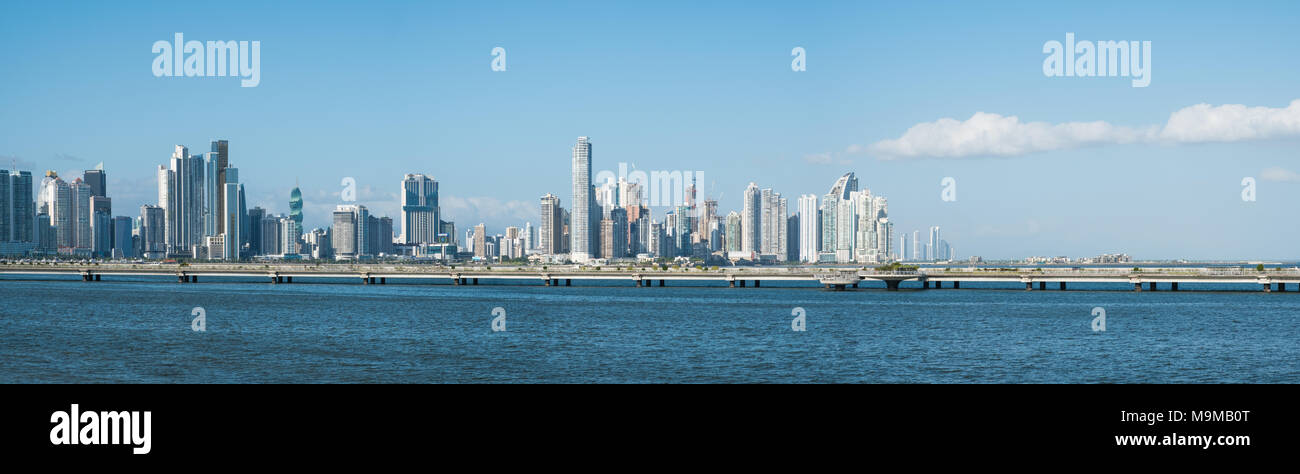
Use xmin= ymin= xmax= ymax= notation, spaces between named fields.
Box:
xmin=140 ymin=205 xmax=166 ymax=259
xmin=741 ymin=182 xmax=760 ymax=256
xmin=212 ymin=140 xmax=229 ymax=234
xmin=539 ymin=193 xmax=562 ymax=256
xmin=570 ymin=136 xmax=594 ymax=262
xmin=0 ymin=170 xmax=10 ymax=242
xmin=289 ymin=185 xmax=303 ymax=236
xmin=331 ymin=205 xmax=368 ymax=259
xmin=223 ymin=168 xmax=242 ymax=260
xmin=400 ymin=174 xmax=440 ymax=244
xmin=111 ymin=216 xmax=133 ymax=259
xmin=929 ymin=226 xmax=941 ymax=261
xmin=10 ymin=170 xmax=33 ymax=243
xmin=798 ymin=194 xmax=819 ymax=262
xmin=473 ymin=223 xmax=487 ymax=259
xmin=72 ymin=179 xmax=91 ymax=250
xmin=83 ymin=168 xmax=106 ymax=199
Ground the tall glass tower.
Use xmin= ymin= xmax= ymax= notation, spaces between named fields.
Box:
xmin=570 ymin=137 xmax=593 ymax=262
xmin=289 ymin=185 xmax=303 ymax=235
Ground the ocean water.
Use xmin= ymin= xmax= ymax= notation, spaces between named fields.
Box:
xmin=1 ymin=276 xmax=1297 ymax=383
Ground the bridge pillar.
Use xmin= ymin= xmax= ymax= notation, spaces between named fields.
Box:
xmin=1171 ymin=282 xmax=1178 ymax=291
xmin=1059 ymin=282 xmax=1066 ymax=291
xmin=287 ymin=276 xmax=293 ymax=284
xmin=1263 ymin=283 xmax=1272 ymax=293
xmin=1025 ymin=282 xmax=1033 ymax=291
xmin=885 ymin=280 xmax=900 ymax=291
xmin=380 ymin=277 xmax=386 ymax=285
xmin=954 ymin=281 xmax=960 ymax=289
xmin=1039 ymin=281 xmax=1046 ymax=291
xmin=1149 ymin=282 xmax=1157 ymax=291
xmin=636 ymin=279 xmax=642 ymax=287
xmin=659 ymin=279 xmax=665 ymax=287
xmin=852 ymin=282 xmax=858 ymax=288
xmin=545 ymin=278 xmax=551 ymax=286
xmin=754 ymin=280 xmax=760 ymax=288
xmin=739 ymin=280 xmax=745 ymax=287
xmin=1279 ymin=283 xmax=1286 ymax=292
xmin=566 ymin=279 xmax=571 ymax=286
xmin=94 ymin=274 xmax=101 ymax=281
xmin=362 ymin=276 xmax=370 ymax=285
xmin=179 ymin=274 xmax=187 ymax=284
xmin=729 ymin=280 xmax=735 ymax=288
xmin=473 ymin=278 xmax=478 ymax=285
xmin=1134 ymin=282 xmax=1142 ymax=292
xmin=189 ymin=276 xmax=196 ymax=283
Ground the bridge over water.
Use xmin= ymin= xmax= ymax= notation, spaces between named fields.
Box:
xmin=3 ymin=263 xmax=1299 ymax=292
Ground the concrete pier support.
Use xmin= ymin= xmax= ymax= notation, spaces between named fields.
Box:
xmin=852 ymin=282 xmax=858 ymax=288
xmin=1039 ymin=282 xmax=1046 ymax=291
xmin=659 ymin=279 xmax=665 ymax=287
xmin=379 ymin=277 xmax=386 ymax=285
xmin=286 ymin=276 xmax=292 ymax=284
xmin=885 ymin=280 xmax=901 ymax=291
xmin=1149 ymin=282 xmax=1157 ymax=291
xmin=953 ymin=281 xmax=960 ymax=289
xmin=94 ymin=274 xmax=101 ymax=281
xmin=739 ymin=280 xmax=745 ymax=287
xmin=1059 ymin=282 xmax=1066 ymax=291
xmin=545 ymin=278 xmax=552 ymax=286
xmin=1134 ymin=282 xmax=1142 ymax=292
xmin=565 ymin=279 xmax=571 ymax=286
xmin=362 ymin=277 xmax=370 ymax=285
xmin=179 ymin=274 xmax=187 ymax=283
xmin=1171 ymin=282 xmax=1179 ymax=291
xmin=636 ymin=279 xmax=643 ymax=287
xmin=473 ymin=278 xmax=478 ymax=285
xmin=1263 ymin=283 xmax=1272 ymax=293
xmin=1025 ymin=282 xmax=1033 ymax=291
xmin=189 ymin=276 xmax=196 ymax=283
xmin=754 ymin=280 xmax=760 ymax=288
xmin=1279 ymin=283 xmax=1286 ymax=292
xmin=728 ymin=280 xmax=734 ymax=288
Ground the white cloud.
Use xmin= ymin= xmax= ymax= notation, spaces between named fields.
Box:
xmin=803 ymin=153 xmax=833 ymax=164
xmin=1159 ymin=100 xmax=1300 ymax=143
xmin=1260 ymin=167 xmax=1300 ymax=182
xmin=863 ymin=99 xmax=1300 ymax=159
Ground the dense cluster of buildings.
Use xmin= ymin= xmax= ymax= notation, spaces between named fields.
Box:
xmin=0 ymin=135 xmax=959 ymax=264
xmin=526 ymin=136 xmax=956 ymax=265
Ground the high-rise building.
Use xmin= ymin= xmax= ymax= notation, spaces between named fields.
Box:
xmin=602 ymin=207 xmax=628 ymax=259
xmin=140 ymin=205 xmax=166 ymax=259
xmin=83 ymin=168 xmax=106 ymax=199
xmin=112 ymin=216 xmax=133 ymax=259
xmin=223 ymin=168 xmax=242 ymax=260
xmin=929 ymin=226 xmax=941 ymax=261
xmin=741 ymin=182 xmax=760 ymax=256
xmin=212 ymin=140 xmax=229 ymax=234
xmin=725 ymin=211 xmax=741 ymax=254
xmin=289 ymin=185 xmax=303 ymax=236
xmin=8 ymin=170 xmax=34 ymax=243
xmin=473 ymin=223 xmax=487 ymax=259
xmin=399 ymin=173 xmax=440 ymax=244
xmin=246 ymin=207 xmax=265 ymax=256
xmin=331 ymin=205 xmax=369 ymax=259
xmin=797 ymin=194 xmax=818 ymax=262
xmin=72 ymin=179 xmax=92 ymax=250
xmin=90 ymin=196 xmax=112 ymax=257
xmin=368 ymin=215 xmax=393 ymax=256
xmin=0 ymin=170 xmax=10 ymax=242
xmin=204 ymin=153 xmax=219 ymax=237
xmin=570 ymin=136 xmax=594 ymax=262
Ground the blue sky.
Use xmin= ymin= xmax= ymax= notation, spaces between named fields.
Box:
xmin=1 ymin=0 xmax=1297 ymax=260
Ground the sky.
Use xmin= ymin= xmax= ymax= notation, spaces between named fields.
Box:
xmin=1 ymin=0 xmax=1297 ymax=260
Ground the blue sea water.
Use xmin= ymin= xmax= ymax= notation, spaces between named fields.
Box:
xmin=1 ymin=276 xmax=1297 ymax=383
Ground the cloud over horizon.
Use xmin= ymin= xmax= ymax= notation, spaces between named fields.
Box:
xmin=864 ymin=99 xmax=1300 ymax=159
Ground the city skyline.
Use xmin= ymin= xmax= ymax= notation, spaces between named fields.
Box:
xmin=2 ymin=2 xmax=1299 ymax=259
